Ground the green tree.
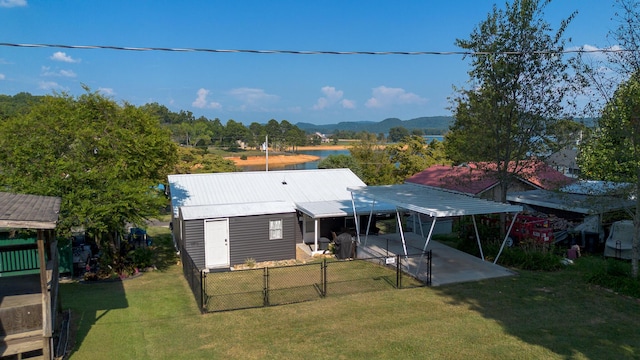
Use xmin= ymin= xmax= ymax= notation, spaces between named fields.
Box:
xmin=387 ymin=135 xmax=438 ymax=181
xmin=318 ymin=154 xmax=363 ymax=178
xmin=224 ymin=119 xmax=249 ymax=149
xmin=577 ymin=0 xmax=640 ymax=278
xmin=0 ymin=92 xmax=43 ymax=120
xmin=388 ymin=126 xmax=410 ymax=142
xmin=349 ymin=135 xmax=396 ymax=185
xmin=445 ymin=0 xmax=576 ymax=203
xmin=0 ymin=89 xmax=177 ymax=252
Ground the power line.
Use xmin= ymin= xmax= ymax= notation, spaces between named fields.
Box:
xmin=0 ymin=42 xmax=636 ymax=56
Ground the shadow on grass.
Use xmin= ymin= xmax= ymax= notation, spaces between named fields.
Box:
xmin=61 ymin=229 xmax=177 ymax=357
xmin=150 ymin=233 xmax=179 ymax=271
xmin=61 ymin=279 xmax=128 ymax=358
xmin=432 ymin=262 xmax=640 ymax=359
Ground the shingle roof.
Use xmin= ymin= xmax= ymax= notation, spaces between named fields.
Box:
xmin=406 ymin=161 xmax=574 ymax=195
xmin=0 ymin=192 xmax=61 ymax=229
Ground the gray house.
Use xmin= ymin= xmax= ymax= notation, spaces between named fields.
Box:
xmin=168 ymin=169 xmax=389 ymax=270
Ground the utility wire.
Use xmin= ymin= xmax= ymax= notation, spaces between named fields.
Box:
xmin=0 ymin=42 xmax=636 ymax=56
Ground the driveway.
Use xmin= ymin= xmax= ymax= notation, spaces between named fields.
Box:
xmin=358 ymin=232 xmax=517 ymax=286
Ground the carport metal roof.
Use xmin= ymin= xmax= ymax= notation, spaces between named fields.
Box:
xmin=348 ymin=183 xmax=522 ymax=217
xmin=348 ymin=183 xmax=522 ymax=267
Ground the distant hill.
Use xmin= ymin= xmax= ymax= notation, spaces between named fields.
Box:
xmin=296 ymin=116 xmax=454 ymax=135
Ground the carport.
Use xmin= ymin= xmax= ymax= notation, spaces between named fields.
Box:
xmin=348 ymin=183 xmax=523 ymax=267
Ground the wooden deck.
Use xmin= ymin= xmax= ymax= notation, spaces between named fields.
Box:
xmin=0 ymin=274 xmax=45 ymax=358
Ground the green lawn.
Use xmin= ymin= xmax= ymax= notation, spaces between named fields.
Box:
xmin=61 ymin=231 xmax=640 ymax=359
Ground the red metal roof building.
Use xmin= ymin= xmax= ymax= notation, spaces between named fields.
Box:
xmin=406 ymin=161 xmax=574 ymax=201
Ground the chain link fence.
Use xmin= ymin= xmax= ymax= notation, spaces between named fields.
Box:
xmin=181 ymin=252 xmax=431 ymax=313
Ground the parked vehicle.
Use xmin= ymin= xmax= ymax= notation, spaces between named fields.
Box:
xmin=604 ymin=220 xmax=634 ymax=259
xmin=477 ymin=215 xmax=554 ymax=247
xmin=506 ymin=215 xmax=554 ymax=246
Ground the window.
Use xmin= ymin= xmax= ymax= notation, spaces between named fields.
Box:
xmin=269 ymin=219 xmax=283 ymax=240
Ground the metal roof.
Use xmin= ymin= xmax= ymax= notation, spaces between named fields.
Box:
xmin=507 ymin=189 xmax=634 ymax=214
xmin=296 ymin=198 xmax=397 ymax=219
xmin=168 ymin=169 xmax=369 ymax=219
xmin=348 ymin=183 xmax=522 ymax=217
xmin=0 ymin=192 xmax=61 ymax=230
xmin=180 ymin=201 xmax=296 ymax=220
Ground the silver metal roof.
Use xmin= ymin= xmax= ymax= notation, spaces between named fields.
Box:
xmin=349 ymin=183 xmax=522 ymax=217
xmin=507 ymin=189 xmax=634 ymax=214
xmin=180 ymin=201 xmax=296 ymax=220
xmin=168 ymin=169 xmax=368 ymax=219
xmin=296 ymin=198 xmax=397 ymax=219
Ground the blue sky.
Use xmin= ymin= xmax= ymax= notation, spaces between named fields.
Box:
xmin=0 ymin=0 xmax=619 ymax=125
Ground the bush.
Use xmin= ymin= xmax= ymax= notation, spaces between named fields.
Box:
xmin=455 ymin=235 xmax=563 ymax=271
xmin=577 ymin=256 xmax=640 ymax=298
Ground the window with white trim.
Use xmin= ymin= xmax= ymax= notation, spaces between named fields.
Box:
xmin=269 ymin=219 xmax=283 ymax=240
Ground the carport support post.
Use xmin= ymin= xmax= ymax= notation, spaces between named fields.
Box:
xmin=351 ymin=192 xmax=361 ymax=246
xmin=395 ymin=209 xmax=409 ymax=258
xmin=416 ymin=216 xmax=437 ymax=277
xmin=494 ymin=213 xmax=520 ymax=264
xmin=471 ymin=215 xmax=485 ymax=261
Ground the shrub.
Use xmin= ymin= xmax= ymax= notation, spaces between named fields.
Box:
xmin=576 ymin=256 xmax=640 ymax=298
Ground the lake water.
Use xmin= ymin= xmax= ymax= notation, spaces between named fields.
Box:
xmin=239 ymin=149 xmax=350 ymax=171
xmin=238 ymin=135 xmax=444 ymax=171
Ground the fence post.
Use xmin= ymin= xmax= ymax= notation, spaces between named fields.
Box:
xmin=263 ymin=267 xmax=270 ymax=306
xmin=396 ymin=254 xmax=401 ymax=289
xmin=322 ymin=258 xmax=327 ymax=297
xmin=200 ymin=270 xmax=206 ymax=313
xmin=428 ymin=250 xmax=432 ymax=286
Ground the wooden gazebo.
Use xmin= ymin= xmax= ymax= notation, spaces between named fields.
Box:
xmin=0 ymin=192 xmax=62 ymax=359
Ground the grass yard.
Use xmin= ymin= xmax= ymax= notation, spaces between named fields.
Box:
xmin=60 ymin=228 xmax=640 ymax=359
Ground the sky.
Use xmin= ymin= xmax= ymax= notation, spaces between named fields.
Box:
xmin=0 ymin=0 xmax=622 ymax=125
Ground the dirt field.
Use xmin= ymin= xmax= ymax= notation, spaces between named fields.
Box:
xmin=226 ymin=154 xmax=320 ymax=166
xmin=226 ymin=144 xmax=350 ymax=166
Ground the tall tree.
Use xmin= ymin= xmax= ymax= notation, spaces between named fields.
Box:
xmin=577 ymin=0 xmax=640 ymax=278
xmin=388 ymin=126 xmax=410 ymax=143
xmin=445 ymin=0 xmax=577 ymax=203
xmin=349 ymin=134 xmax=396 ymax=185
xmin=0 ymin=89 xmax=177 ymax=244
xmin=387 ymin=135 xmax=440 ymax=182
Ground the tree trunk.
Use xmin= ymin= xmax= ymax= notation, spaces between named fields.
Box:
xmin=633 ymin=173 xmax=640 ymax=278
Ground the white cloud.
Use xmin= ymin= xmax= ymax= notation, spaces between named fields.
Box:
xmin=571 ymin=44 xmax=624 ymax=60
xmin=38 ymin=81 xmax=65 ymax=90
xmin=59 ymin=69 xmax=77 ymax=77
xmin=50 ymin=51 xmax=80 ymax=63
xmin=365 ymin=86 xmax=427 ymax=108
xmin=341 ymin=99 xmax=356 ymax=109
xmin=41 ymin=66 xmax=76 ymax=77
xmin=192 ymin=88 xmax=222 ymax=109
xmin=0 ymin=74 xmax=5 ymax=80
xmin=228 ymin=87 xmax=278 ymax=111
xmin=0 ymin=0 xmax=27 ymax=8
xmin=98 ymin=87 xmax=115 ymax=96
xmin=313 ymin=86 xmax=355 ymax=110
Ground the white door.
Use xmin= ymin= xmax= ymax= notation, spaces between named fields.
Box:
xmin=205 ymin=219 xmax=229 ymax=269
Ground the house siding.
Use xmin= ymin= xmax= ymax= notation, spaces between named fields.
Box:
xmin=229 ymin=212 xmax=296 ymax=265
xmin=180 ymin=212 xmax=297 ymax=269
xmin=182 ymin=219 xmax=205 ymax=268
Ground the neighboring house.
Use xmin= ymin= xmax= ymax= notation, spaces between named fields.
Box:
xmin=547 ymin=147 xmax=580 ymax=178
xmin=406 ymin=161 xmax=574 ymax=202
xmin=168 ymin=169 xmax=392 ymax=270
